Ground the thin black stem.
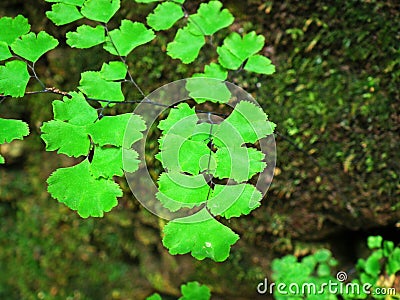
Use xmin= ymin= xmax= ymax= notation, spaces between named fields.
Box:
xmin=205 ymin=113 xmax=215 ymax=201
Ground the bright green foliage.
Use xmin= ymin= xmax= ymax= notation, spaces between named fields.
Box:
xmin=0 ymin=60 xmax=30 ymax=97
xmin=269 ymin=237 xmax=400 ymax=300
xmin=47 ymin=159 xmax=123 ymax=218
xmin=134 ymin=0 xmax=160 ymax=3
xmin=41 ymin=120 xmax=91 ymax=157
xmin=42 ymin=94 xmax=145 ymax=158
xmin=217 ymin=31 xmax=265 ymax=70
xmin=0 ymin=15 xmax=30 ymax=45
xmin=367 ymin=235 xmax=383 ymax=249
xmin=216 ymin=46 xmax=242 ymax=70
xmin=188 ymin=1 xmax=234 ymax=35
xmin=81 ymin=0 xmax=120 ymax=23
xmin=100 ymin=61 xmax=127 ymax=80
xmin=52 ymin=92 xmax=98 ymax=126
xmin=46 ymin=3 xmax=83 ymax=26
xmin=90 ymin=147 xmax=139 ymax=178
xmin=156 ymin=100 xmax=274 ymax=260
xmin=0 ymin=155 xmax=4 ymax=164
xmin=11 ymin=31 xmax=58 ymax=63
xmin=156 ymin=134 xmax=211 ymax=175
xmin=45 ymin=0 xmax=85 ymax=5
xmin=189 ymin=64 xmax=230 ymax=103
xmin=193 ymin=63 xmax=228 ymax=80
xmin=207 ymin=184 xmax=262 ymax=218
xmin=147 ymin=2 xmax=184 ymax=31
xmin=146 ymin=293 xmax=162 ymax=300
xmin=224 ymin=31 xmax=264 ymax=61
xmin=272 ymin=250 xmax=339 ymax=300
xmin=244 ymin=54 xmax=275 ymax=75
xmin=156 ymin=172 xmax=209 ymax=211
xmin=0 ymin=0 xmax=278 ymax=267
xmin=351 ymin=236 xmax=400 ymax=298
xmin=78 ymin=71 xmax=124 ymax=103
xmin=214 ymin=146 xmax=266 ymax=182
xmin=158 ymin=103 xmax=197 ymax=135
xmin=179 ymin=281 xmax=211 ymax=300
xmin=66 ymin=25 xmax=105 ymax=48
xmin=0 ymin=118 xmax=29 ymax=143
xmin=88 ymin=114 xmax=145 ymax=147
xmin=167 ymin=25 xmax=205 ymax=64
xmin=186 ymin=77 xmax=231 ymax=103
xmin=214 ymin=101 xmax=276 ymax=145
xmin=162 ymin=208 xmax=239 ymax=261
xmin=147 ymin=281 xmax=210 ymax=300
xmin=103 ymin=20 xmax=155 ymax=56
xmin=0 ymin=42 xmax=12 ymax=61
xmin=42 ymin=93 xmax=145 ymax=216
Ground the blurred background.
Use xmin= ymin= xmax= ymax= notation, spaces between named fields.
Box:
xmin=0 ymin=0 xmax=399 ymax=299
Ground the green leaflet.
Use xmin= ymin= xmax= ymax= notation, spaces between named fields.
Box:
xmin=66 ymin=25 xmax=105 ymax=48
xmin=0 ymin=42 xmax=12 ymax=61
xmin=225 ymin=31 xmax=264 ymax=61
xmin=147 ymin=282 xmax=210 ymax=300
xmin=0 ymin=154 xmax=4 ymax=164
xmin=103 ymin=20 xmax=155 ymax=56
xmin=52 ymin=92 xmax=98 ymax=126
xmin=147 ymin=2 xmax=184 ymax=31
xmin=0 ymin=60 xmax=30 ymax=97
xmin=216 ymin=45 xmax=242 ymax=70
xmin=11 ymin=31 xmax=58 ymax=63
xmin=45 ymin=0 xmax=85 ymax=5
xmin=214 ymin=101 xmax=276 ymax=145
xmin=214 ymin=146 xmax=266 ymax=183
xmin=156 ymin=133 xmax=212 ymax=175
xmin=0 ymin=15 xmax=30 ymax=45
xmin=190 ymin=64 xmax=231 ymax=104
xmin=167 ymin=25 xmax=205 ymax=64
xmin=158 ymin=103 xmax=198 ymax=138
xmin=207 ymin=184 xmax=262 ymax=218
xmin=47 ymin=159 xmax=123 ymax=218
xmin=134 ymin=0 xmax=160 ymax=3
xmin=146 ymin=294 xmax=162 ymax=300
xmin=90 ymin=146 xmax=139 ymax=178
xmin=162 ymin=208 xmax=239 ymax=262
xmin=217 ymin=31 xmax=264 ymax=69
xmin=88 ymin=113 xmax=146 ymax=147
xmin=77 ymin=62 xmax=127 ymax=105
xmin=41 ymin=93 xmax=146 ymax=158
xmin=78 ymin=71 xmax=124 ymax=103
xmin=0 ymin=118 xmax=29 ymax=143
xmin=81 ymin=0 xmax=120 ymax=23
xmin=179 ymin=282 xmax=211 ymax=300
xmin=100 ymin=61 xmax=127 ymax=80
xmin=186 ymin=77 xmax=231 ymax=104
xmin=41 ymin=93 xmax=96 ymax=157
xmin=46 ymin=3 xmax=83 ymax=26
xmin=156 ymin=172 xmax=210 ymax=211
xmin=41 ymin=120 xmax=91 ymax=157
xmin=188 ymin=1 xmax=234 ymax=35
xmin=192 ymin=63 xmax=228 ymax=81
xmin=244 ymin=54 xmax=276 ymax=75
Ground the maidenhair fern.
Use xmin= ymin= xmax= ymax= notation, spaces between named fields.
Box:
xmin=0 ymin=0 xmax=276 ymax=262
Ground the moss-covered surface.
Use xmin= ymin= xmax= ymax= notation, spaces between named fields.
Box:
xmin=0 ymin=0 xmax=399 ymax=299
